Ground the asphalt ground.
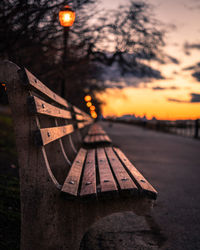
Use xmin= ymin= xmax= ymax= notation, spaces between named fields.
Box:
xmin=98 ymin=121 xmax=200 ymax=250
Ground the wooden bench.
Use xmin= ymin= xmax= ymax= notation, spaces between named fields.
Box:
xmin=83 ymin=123 xmax=112 ymax=145
xmin=0 ymin=61 xmax=157 ymax=250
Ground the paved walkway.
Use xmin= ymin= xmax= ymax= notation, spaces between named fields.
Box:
xmin=97 ymin=121 xmax=200 ymax=250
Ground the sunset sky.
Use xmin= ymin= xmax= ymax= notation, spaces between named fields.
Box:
xmin=97 ymin=0 xmax=200 ymax=120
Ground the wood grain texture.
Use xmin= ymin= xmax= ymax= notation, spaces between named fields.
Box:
xmin=88 ymin=123 xmax=106 ymax=135
xmin=105 ymin=147 xmax=138 ymax=192
xmin=104 ymin=135 xmax=111 ymax=142
xmin=28 ymin=96 xmax=72 ymax=119
xmin=83 ymin=134 xmax=111 ymax=144
xmin=83 ymin=135 xmax=90 ymax=143
xmin=77 ymin=122 xmax=85 ymax=129
xmin=97 ymin=148 xmax=118 ymax=194
xmin=73 ymin=105 xmax=83 ymax=114
xmin=1 ymin=61 xmax=155 ymax=250
xmin=75 ymin=114 xmax=84 ymax=121
xmin=80 ymin=149 xmax=96 ymax=197
xmin=37 ymin=124 xmax=74 ymax=146
xmin=22 ymin=68 xmax=69 ymax=108
xmin=61 ymin=148 xmax=87 ymax=197
xmin=114 ymin=147 xmax=157 ymax=199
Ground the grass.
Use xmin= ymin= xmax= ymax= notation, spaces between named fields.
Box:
xmin=0 ymin=175 xmax=20 ymax=250
xmin=0 ymin=113 xmax=20 ymax=250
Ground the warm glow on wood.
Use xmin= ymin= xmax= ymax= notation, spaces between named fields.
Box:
xmin=84 ymin=95 xmax=92 ymax=102
xmin=59 ymin=6 xmax=75 ymax=27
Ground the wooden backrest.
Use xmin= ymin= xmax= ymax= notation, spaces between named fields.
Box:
xmin=22 ymin=68 xmax=92 ymax=143
xmin=0 ymin=61 xmax=93 ymax=188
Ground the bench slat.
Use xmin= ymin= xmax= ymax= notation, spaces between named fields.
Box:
xmin=105 ymin=147 xmax=138 ymax=192
xmin=104 ymin=135 xmax=111 ymax=142
xmin=37 ymin=124 xmax=74 ymax=146
xmin=114 ymin=147 xmax=157 ymax=199
xmin=78 ymin=121 xmax=93 ymax=129
xmin=80 ymin=149 xmax=96 ymax=197
xmin=83 ymin=134 xmax=111 ymax=144
xmin=62 ymin=148 xmax=87 ymax=197
xmin=77 ymin=122 xmax=85 ymax=129
xmin=75 ymin=114 xmax=84 ymax=121
xmin=97 ymin=148 xmax=118 ymax=194
xmin=73 ymin=105 xmax=83 ymax=114
xmin=28 ymin=96 xmax=72 ymax=119
xmin=88 ymin=124 xmax=106 ymax=135
xmin=83 ymin=135 xmax=89 ymax=143
xmin=22 ymin=69 xmax=69 ymax=108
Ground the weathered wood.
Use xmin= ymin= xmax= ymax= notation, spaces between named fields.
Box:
xmin=28 ymin=95 xmax=72 ymax=119
xmin=78 ymin=120 xmax=93 ymax=129
xmin=1 ymin=61 xmax=157 ymax=250
xmin=20 ymin=68 xmax=69 ymax=108
xmin=54 ymin=119 xmax=72 ymax=166
xmin=62 ymin=148 xmax=87 ymax=197
xmin=88 ymin=123 xmax=106 ymax=135
xmin=97 ymin=148 xmax=118 ymax=194
xmin=83 ymin=134 xmax=111 ymax=144
xmin=36 ymin=124 xmax=74 ymax=146
xmin=105 ymin=147 xmax=138 ymax=193
xmin=80 ymin=149 xmax=96 ymax=198
xmin=104 ymin=134 xmax=111 ymax=142
xmin=77 ymin=122 xmax=85 ymax=129
xmin=114 ymin=147 xmax=158 ymax=199
xmin=73 ymin=105 xmax=83 ymax=114
xmin=75 ymin=114 xmax=84 ymax=121
xmin=83 ymin=135 xmax=90 ymax=143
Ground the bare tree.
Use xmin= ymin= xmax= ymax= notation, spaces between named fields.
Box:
xmin=0 ymin=0 xmax=165 ymax=113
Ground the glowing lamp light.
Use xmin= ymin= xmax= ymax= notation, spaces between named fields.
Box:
xmin=90 ymin=110 xmax=97 ymax=119
xmin=59 ymin=5 xmax=75 ymax=27
xmin=1 ymin=83 xmax=6 ymax=91
xmin=86 ymin=102 xmax=92 ymax=108
xmin=84 ymin=95 xmax=92 ymax=102
xmin=90 ymin=105 xmax=96 ymax=111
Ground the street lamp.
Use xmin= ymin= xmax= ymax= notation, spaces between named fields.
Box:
xmin=59 ymin=5 xmax=76 ymax=98
xmin=84 ymin=95 xmax=92 ymax=102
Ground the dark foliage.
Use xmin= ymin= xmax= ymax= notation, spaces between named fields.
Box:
xmin=0 ymin=0 xmax=165 ymax=113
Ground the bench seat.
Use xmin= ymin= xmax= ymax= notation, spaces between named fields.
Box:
xmin=84 ymin=123 xmax=112 ymax=144
xmin=62 ymin=146 xmax=157 ymax=200
xmin=83 ymin=134 xmax=111 ymax=144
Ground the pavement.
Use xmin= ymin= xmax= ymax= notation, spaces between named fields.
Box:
xmin=82 ymin=121 xmax=200 ymax=250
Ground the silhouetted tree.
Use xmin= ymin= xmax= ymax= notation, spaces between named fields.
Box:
xmin=0 ymin=0 xmax=165 ymax=113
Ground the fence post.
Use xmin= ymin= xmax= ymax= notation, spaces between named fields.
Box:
xmin=194 ymin=119 xmax=199 ymax=139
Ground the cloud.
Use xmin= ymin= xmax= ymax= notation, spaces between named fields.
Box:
xmin=182 ymin=61 xmax=200 ymax=82
xmin=152 ymin=86 xmax=165 ymax=90
xmin=98 ymin=61 xmax=164 ymax=89
xmin=184 ymin=42 xmax=200 ymax=55
xmin=190 ymin=93 xmax=200 ymax=102
xmin=167 ymin=55 xmax=180 ymax=64
xmin=155 ymin=54 xmax=180 ymax=65
xmin=183 ymin=1 xmax=200 ymax=10
xmin=167 ymin=98 xmax=187 ymax=103
xmin=192 ymin=71 xmax=200 ymax=82
xmin=183 ymin=65 xmax=196 ymax=71
xmin=167 ymin=93 xmax=200 ymax=103
xmin=152 ymin=86 xmax=178 ymax=91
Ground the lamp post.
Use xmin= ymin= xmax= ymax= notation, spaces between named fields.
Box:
xmin=59 ymin=5 xmax=75 ymax=98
